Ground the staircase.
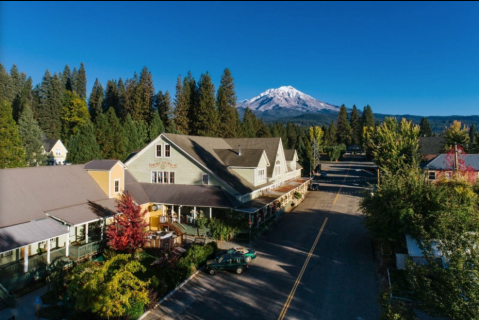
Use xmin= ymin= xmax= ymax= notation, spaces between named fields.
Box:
xmin=0 ymin=297 xmax=6 ymax=311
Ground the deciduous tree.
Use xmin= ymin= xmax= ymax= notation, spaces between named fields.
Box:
xmin=61 ymin=91 xmax=90 ymax=142
xmin=443 ymin=120 xmax=470 ymax=150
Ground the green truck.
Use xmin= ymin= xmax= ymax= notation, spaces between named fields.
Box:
xmin=215 ymin=247 xmax=257 ymax=263
xmin=206 ymin=254 xmax=249 ymax=275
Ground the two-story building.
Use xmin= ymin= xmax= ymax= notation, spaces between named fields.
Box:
xmin=43 ymin=139 xmax=68 ymax=165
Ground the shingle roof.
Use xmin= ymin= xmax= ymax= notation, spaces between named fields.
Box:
xmin=214 ymin=149 xmax=265 ymax=167
xmin=284 ymin=150 xmax=296 ymax=161
xmin=0 ymin=218 xmax=69 ymax=253
xmin=140 ymin=183 xmax=241 ymax=208
xmin=0 ymin=165 xmax=111 ymax=228
xmin=163 ymin=134 xmax=271 ymax=194
xmin=84 ymin=160 xmax=124 ymax=171
xmin=224 ymin=138 xmax=281 ymax=177
xmin=47 ymin=199 xmax=117 ymax=226
xmin=422 ymin=154 xmax=479 ymax=171
xmin=418 ymin=137 xmax=445 ymax=155
xmin=125 ymin=170 xmax=151 ymax=204
xmin=43 ymin=139 xmax=59 ymax=153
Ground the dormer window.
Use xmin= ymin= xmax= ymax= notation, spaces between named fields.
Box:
xmin=202 ymin=173 xmax=209 ymax=185
xmin=156 ymin=144 xmax=162 ymax=158
xmin=258 ymin=169 xmax=266 ymax=182
xmin=165 ymin=144 xmax=171 ymax=158
xmin=114 ymin=179 xmax=120 ymax=193
xmin=55 ymin=149 xmax=61 ymax=156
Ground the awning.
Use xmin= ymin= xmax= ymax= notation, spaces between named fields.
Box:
xmin=47 ymin=199 xmax=117 ymax=226
xmin=235 ymin=178 xmax=311 ymax=214
xmin=0 ymin=218 xmax=69 ymax=253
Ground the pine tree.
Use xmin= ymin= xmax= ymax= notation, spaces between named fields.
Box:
xmin=63 ymin=65 xmax=72 ymax=91
xmin=216 ymin=68 xmax=240 ymax=138
xmin=173 ymin=75 xmax=189 ymax=134
xmin=148 ymin=110 xmax=165 ymax=141
xmin=256 ymin=118 xmax=271 ymax=137
xmin=336 ymin=105 xmax=352 ymax=145
xmin=155 ymin=90 xmax=172 ymax=128
xmin=123 ymin=114 xmax=140 ymax=154
xmin=8 ymin=64 xmax=24 ymax=103
xmin=76 ymin=62 xmax=87 ymax=100
xmin=361 ymin=105 xmax=375 ymax=129
xmin=136 ymin=120 xmax=149 ymax=147
xmin=124 ymin=74 xmax=139 ymax=121
xmin=326 ymin=120 xmax=337 ymax=146
xmin=67 ymin=120 xmax=102 ymax=164
xmin=286 ymin=122 xmax=297 ymax=148
xmin=241 ymin=108 xmax=257 ymax=138
xmin=61 ymin=91 xmax=90 ymax=142
xmin=137 ymin=66 xmax=155 ymax=123
xmin=419 ymin=117 xmax=433 ymax=137
xmin=107 ymin=108 xmax=128 ymax=160
xmin=88 ymin=79 xmax=104 ymax=122
xmin=0 ymin=63 xmax=10 ymax=103
xmin=71 ymin=67 xmax=78 ymax=93
xmin=195 ymin=72 xmax=219 ymax=137
xmin=117 ymin=78 xmax=126 ymax=119
xmin=469 ymin=124 xmax=477 ymax=145
xmin=18 ymin=105 xmax=46 ymax=166
xmin=12 ymin=77 xmax=33 ymax=123
xmin=166 ymin=119 xmax=178 ymax=134
xmin=47 ymin=74 xmax=64 ymax=139
xmin=0 ymin=100 xmax=26 ymax=168
xmin=186 ymin=72 xmax=199 ymax=135
xmin=94 ymin=113 xmax=111 ymax=158
xmin=349 ymin=105 xmax=361 ymax=146
xmin=103 ymin=80 xmax=120 ymax=115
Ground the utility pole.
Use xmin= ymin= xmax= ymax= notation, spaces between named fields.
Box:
xmin=312 ymin=137 xmax=320 ymax=176
xmin=454 ymin=143 xmax=459 ymax=174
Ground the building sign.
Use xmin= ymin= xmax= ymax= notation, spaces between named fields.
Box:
xmin=149 ymin=161 xmax=178 ymax=169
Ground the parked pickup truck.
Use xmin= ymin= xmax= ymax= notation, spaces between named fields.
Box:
xmin=216 ymin=247 xmax=256 ymax=262
xmin=206 ymin=254 xmax=249 ymax=275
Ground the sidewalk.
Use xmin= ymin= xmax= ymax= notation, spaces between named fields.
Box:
xmin=0 ymin=285 xmax=49 ymax=320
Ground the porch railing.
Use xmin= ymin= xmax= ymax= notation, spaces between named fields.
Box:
xmin=0 ymin=282 xmax=16 ymax=308
xmin=69 ymin=241 xmax=100 ymax=260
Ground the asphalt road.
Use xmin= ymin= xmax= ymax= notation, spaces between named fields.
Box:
xmin=145 ymin=155 xmax=380 ymax=320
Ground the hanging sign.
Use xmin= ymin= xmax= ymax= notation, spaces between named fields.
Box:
xmin=149 ymin=161 xmax=178 ymax=169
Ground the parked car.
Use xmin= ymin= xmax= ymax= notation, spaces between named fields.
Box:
xmin=216 ymin=247 xmax=256 ymax=262
xmin=206 ymin=254 xmax=249 ymax=275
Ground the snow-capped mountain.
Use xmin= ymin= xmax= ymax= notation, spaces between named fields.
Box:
xmin=236 ymin=86 xmax=339 ymax=113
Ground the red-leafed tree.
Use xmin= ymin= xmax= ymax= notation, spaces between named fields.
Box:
xmin=106 ymin=192 xmax=149 ymax=255
xmin=444 ymin=145 xmax=477 ymax=184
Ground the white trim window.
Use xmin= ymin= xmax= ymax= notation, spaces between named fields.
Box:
xmin=155 ymin=144 xmax=162 ymax=158
xmin=158 ymin=171 xmax=164 ymax=184
xmin=274 ymin=165 xmax=281 ymax=177
xmin=151 ymin=171 xmax=157 ymax=183
xmin=170 ymin=172 xmax=175 ymax=184
xmin=55 ymin=149 xmax=61 ymax=156
xmin=151 ymin=171 xmax=175 ymax=184
xmin=202 ymin=173 xmax=209 ymax=185
xmin=114 ymin=179 xmax=120 ymax=193
xmin=49 ymin=238 xmax=57 ymax=249
xmin=165 ymin=144 xmax=171 ymax=158
xmin=428 ymin=171 xmax=436 ymax=181
xmin=164 ymin=172 xmax=170 ymax=184
xmin=258 ymin=169 xmax=266 ymax=183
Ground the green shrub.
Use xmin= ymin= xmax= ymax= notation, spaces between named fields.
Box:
xmin=196 ymin=217 xmax=208 ymax=229
xmin=126 ymin=298 xmax=144 ymax=320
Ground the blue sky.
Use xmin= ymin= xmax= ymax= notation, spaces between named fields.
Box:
xmin=1 ymin=1 xmax=478 ymax=116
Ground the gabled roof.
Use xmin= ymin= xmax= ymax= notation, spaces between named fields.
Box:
xmin=84 ymin=160 xmax=126 ymax=171
xmin=43 ymin=139 xmax=60 ymax=153
xmin=214 ymin=149 xmax=266 ymax=167
xmin=418 ymin=137 xmax=445 ymax=155
xmin=224 ymin=138 xmax=282 ymax=177
xmin=162 ymin=134 xmax=272 ymax=194
xmin=0 ymin=165 xmax=111 ymax=228
xmin=284 ymin=149 xmax=297 ymax=162
xmin=47 ymin=199 xmax=117 ymax=226
xmin=125 ymin=170 xmax=151 ymax=204
xmin=422 ymin=154 xmax=479 ymax=171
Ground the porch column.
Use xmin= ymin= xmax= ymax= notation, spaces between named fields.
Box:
xmin=47 ymin=238 xmax=51 ymax=264
xmin=209 ymin=207 xmax=212 ymax=219
xmin=24 ymin=245 xmax=29 ymax=273
xmin=66 ymin=236 xmax=69 ymax=257
xmin=85 ymin=223 xmax=89 ymax=244
xmin=101 ymin=220 xmax=104 ymax=240
xmin=178 ymin=206 xmax=182 ymax=223
xmin=193 ymin=207 xmax=197 ymax=221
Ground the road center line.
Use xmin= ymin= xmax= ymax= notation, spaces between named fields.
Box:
xmin=278 ymin=217 xmax=328 ymax=320
xmin=332 ymin=161 xmax=352 ymax=205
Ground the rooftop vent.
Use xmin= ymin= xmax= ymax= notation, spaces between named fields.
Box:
xmin=238 ymin=145 xmax=241 ymax=156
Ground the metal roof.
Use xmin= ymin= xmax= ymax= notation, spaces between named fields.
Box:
xmin=422 ymin=154 xmax=479 ymax=171
xmin=84 ymin=160 xmax=126 ymax=171
xmin=124 ymin=170 xmax=151 ymax=204
xmin=406 ymin=234 xmax=442 ymax=258
xmin=47 ymin=199 xmax=117 ymax=226
xmin=140 ymin=183 xmax=240 ymax=208
xmin=0 ymin=218 xmax=69 ymax=253
xmin=0 ymin=165 xmax=111 ymax=228
xmin=418 ymin=137 xmax=445 ymax=156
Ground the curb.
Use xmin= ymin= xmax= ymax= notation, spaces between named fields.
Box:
xmin=138 ymin=266 xmax=205 ymax=320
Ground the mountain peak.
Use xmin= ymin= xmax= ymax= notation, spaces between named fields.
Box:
xmin=237 ymin=86 xmax=339 ymax=113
